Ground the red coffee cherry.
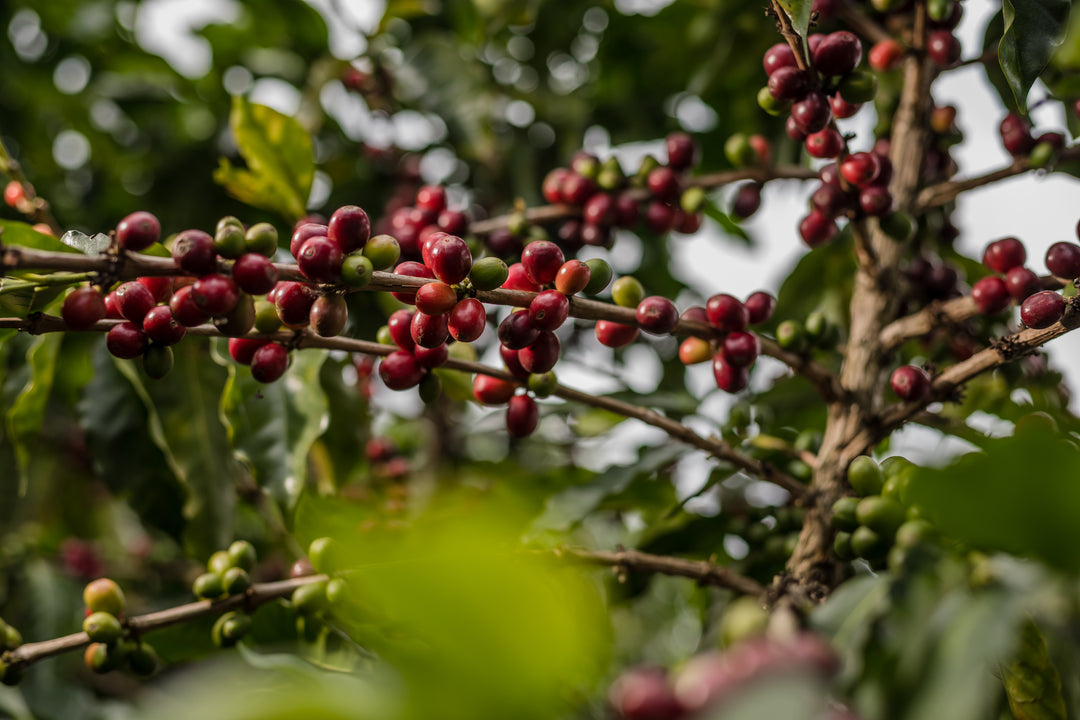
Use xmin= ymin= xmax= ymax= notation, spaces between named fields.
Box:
xmin=415 ymin=185 xmax=447 ymax=213
xmin=297 ymin=236 xmax=343 ymax=282
xmin=554 ymin=260 xmax=591 ymax=295
xmin=869 ymin=39 xmax=904 ymax=72
xmin=309 ymin=294 xmax=349 ymax=337
xmin=529 ymin=290 xmax=570 ymax=332
xmin=232 ymin=253 xmax=278 ymax=295
xmin=791 ymin=92 xmax=831 ymax=134
xmin=665 ymin=131 xmax=698 ymax=171
xmin=387 ymin=309 xmax=417 ymax=351
xmin=762 ymin=43 xmax=797 ymax=76
xmin=328 ymin=205 xmax=370 ymax=253
xmin=1045 ymin=242 xmax=1080 ymax=279
xmin=192 ymin=274 xmax=240 ymax=317
xmin=506 ymin=394 xmax=539 ymax=438
xmin=810 ymin=184 xmax=849 ymax=218
xmin=595 ymin=320 xmax=639 ymax=348
xmin=502 ymin=262 xmax=543 ymax=292
xmin=713 ymin=355 xmax=750 ymax=393
xmin=114 ymin=281 xmax=156 ymax=326
xmin=106 ymin=322 xmax=148 ymax=359
xmin=116 ymin=211 xmax=161 ymax=252
xmin=721 ymin=331 xmax=761 ymax=367
xmin=971 ymin=276 xmax=1010 ymax=314
xmin=840 ymin=152 xmax=882 ymax=187
xmin=137 ymin=276 xmax=173 ymax=303
xmin=926 ymin=30 xmax=961 ymax=68
xmin=999 ymin=113 xmax=1034 ymax=157
xmin=228 ymin=338 xmax=269 ymax=365
xmin=273 ymin=281 xmax=318 ymax=327
xmin=250 ymin=343 xmax=289 ymax=383
xmin=982 ymin=237 xmax=1026 ymax=273
xmin=415 ymin=281 xmax=459 ymax=316
xmin=500 ymin=344 xmax=531 ymax=379
xmin=172 ymin=229 xmax=217 ymax=275
xmin=731 ymin=183 xmax=762 ymax=219
xmin=1004 ymin=266 xmax=1040 ymax=301
xmin=706 ymin=294 xmax=749 ymax=332
xmin=519 ymin=331 xmax=561 ymax=374
xmin=473 ymin=374 xmax=516 ymax=405
xmin=644 ymin=201 xmax=677 ymax=235
xmin=379 ymin=350 xmax=424 ymax=390
xmin=583 ymin=193 xmax=616 ymax=227
xmin=542 ymin=168 xmax=570 ymax=204
xmin=767 ymin=66 xmax=810 ymax=101
xmin=805 ymin=128 xmax=844 ymax=159
xmin=561 ymin=172 xmax=597 ymax=205
xmin=858 ymin=185 xmax=893 ymax=216
xmin=169 ymin=285 xmax=211 ymax=327
xmin=498 ymin=311 xmax=540 ymax=350
xmin=391 ymin=261 xmax=435 ymax=304
xmin=448 ymin=298 xmax=486 ymax=342
xmin=3 ymin=180 xmax=25 ymax=208
xmin=425 ymin=234 xmax=472 ymax=284
xmin=521 ymin=241 xmax=565 ymax=285
xmin=647 ymin=167 xmax=681 ymax=203
xmin=437 ymin=208 xmax=468 ymax=236
xmin=62 ymin=287 xmax=106 ymax=330
xmin=410 ymin=310 xmax=450 ymax=348
xmin=890 ymin=365 xmax=930 ymax=402
xmin=829 ymin=95 xmax=860 ymax=119
xmin=636 ymin=296 xmax=679 ymax=335
xmin=1020 ymin=290 xmax=1065 ymax=329
xmin=744 ymin=291 xmax=776 ymax=325
xmin=413 ymin=343 xmax=449 ymax=369
xmin=290 ymin=222 xmax=329 ymax=258
xmin=142 ymin=305 xmax=187 ymax=345
xmin=800 ymin=210 xmax=839 ymax=247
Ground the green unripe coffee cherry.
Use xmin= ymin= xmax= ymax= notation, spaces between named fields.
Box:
xmin=855 ymin=495 xmax=906 ymax=537
xmin=632 ymin=155 xmax=661 ymax=187
xmin=776 ymin=320 xmax=808 ymax=352
xmin=680 ymin=186 xmax=707 ymax=214
xmin=254 ymin=300 xmax=282 ymax=333
xmin=787 ymin=459 xmax=813 ymax=482
xmin=833 ymin=531 xmax=854 ymax=560
xmin=611 ymin=276 xmax=645 ymax=308
xmin=507 ymin=211 xmax=529 ymax=237
xmin=227 ymin=540 xmax=257 ymax=571
xmin=838 ymin=71 xmax=877 ymax=105
xmin=244 ymin=222 xmax=279 ymax=257
xmin=1 ymin=624 xmax=21 ymax=650
xmin=83 ymin=578 xmax=126 ymax=616
xmin=596 ymin=157 xmax=625 ymax=190
xmin=208 ymin=550 xmax=232 ymax=576
xmin=214 ymin=223 xmax=247 ymax=259
xmin=582 ymin=258 xmax=613 ymax=296
xmin=83 ymin=612 xmax=123 ymax=643
xmin=850 ymin=525 xmax=888 ymax=559
xmin=325 ymin=577 xmax=348 ymax=607
xmin=84 ymin=642 xmax=121 ymax=674
xmin=469 ymin=256 xmax=509 ymax=291
xmin=418 ymin=372 xmax=442 ymax=404
xmin=212 ymin=611 xmax=251 ymax=648
xmin=830 ymin=496 xmax=860 ymax=532
xmin=308 ymin=537 xmax=336 ymax=574
xmin=527 ymin=371 xmax=558 ymax=398
xmin=927 ymin=0 xmax=952 ymax=21
xmin=757 ymin=86 xmax=791 ymax=117
xmin=363 ymin=234 xmax=401 ymax=270
xmin=1028 ymin=141 xmax=1056 ymax=169
xmin=376 ymin=325 xmax=394 ymax=345
xmin=291 ymin=580 xmax=329 ymax=615
xmin=217 ymin=216 xmax=244 ymax=234
xmin=895 ymin=518 xmax=935 ymax=548
xmin=223 ymin=567 xmax=252 ymax=595
xmin=341 ymin=254 xmax=374 ymax=287
xmin=724 ymin=133 xmax=757 ymax=168
xmin=142 ymin=344 xmax=174 ymax=380
xmin=804 ymin=311 xmax=835 ymax=346
xmin=847 ymin=456 xmax=884 ymax=496
xmin=880 ymin=210 xmax=915 ymax=242
xmin=127 ymin=643 xmax=159 ymax=677
xmin=193 ymin=572 xmax=224 ymax=600
xmin=718 ymin=596 xmax=769 ymax=648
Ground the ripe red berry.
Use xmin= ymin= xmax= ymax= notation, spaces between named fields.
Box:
xmin=786 ymin=116 xmax=807 ymax=142
xmin=706 ymin=294 xmax=749 ymax=331
xmin=528 ymin=290 xmax=570 ymax=332
xmin=554 ymin=260 xmax=591 ymax=295
xmin=379 ymin=350 xmax=424 ymax=390
xmin=800 ymin=210 xmax=839 ymax=247
xmin=228 ymin=337 xmax=268 ymax=365
xmin=805 ymin=128 xmax=844 ymax=159
xmin=869 ymin=39 xmax=904 ymax=72
xmin=290 ymin=223 xmax=329 ymax=258
xmin=791 ymin=93 xmax=831 ymax=134
xmin=62 ymin=287 xmax=106 ymax=330
xmin=519 ymin=331 xmax=561 ymax=374
xmin=309 ymin=294 xmax=349 ymax=337
xmin=840 ymin=152 xmax=882 ymax=187
xmin=448 ymin=298 xmax=486 ymax=342
xmin=595 ymin=320 xmax=639 ymax=348
xmin=231 ymin=253 xmax=278 ymax=295
xmin=500 ymin=344 xmax=531 ymax=379
xmin=297 ymin=236 xmax=343 ymax=282
xmin=114 ymin=281 xmax=156 ymax=326
xmin=812 ymin=31 xmax=862 ymax=76
xmin=415 ymin=281 xmax=458 ymax=316
xmin=732 ymin=183 xmax=762 ymax=219
xmin=542 ymin=168 xmax=569 ymax=204
xmin=425 ymin=234 xmax=472 ymax=284
xmin=644 ymin=201 xmax=677 ymax=234
xmin=437 ymin=208 xmax=468 ymax=236
xmin=413 ymin=343 xmax=449 ymax=369
xmin=890 ymin=365 xmax=930 ymax=402
xmin=168 ymin=285 xmax=211 ymax=327
xmin=327 ymin=205 xmax=371 ymax=254
xmin=635 ymin=296 xmax=679 ymax=335
xmin=583 ymin=193 xmax=616 ymax=227
xmin=473 ymin=374 xmax=516 ymax=405
xmin=498 ymin=311 xmax=540 ymax=350
xmin=971 ymin=276 xmax=1010 ymax=314
xmin=665 ymin=132 xmax=698 ymax=171
xmin=137 ymin=276 xmax=172 ymax=303
xmin=926 ymin=30 xmax=961 ymax=68
xmin=410 ymin=310 xmax=450 ymax=348
xmin=116 ymin=211 xmax=161 ymax=252
xmin=982 ymin=237 xmax=1026 ymax=273
xmin=713 ymin=355 xmax=750 ymax=393
xmin=722 ymin=331 xmax=761 ymax=367
xmin=744 ymin=291 xmax=776 ymax=325
xmin=415 ymin=185 xmax=447 ymax=213
xmin=387 ymin=309 xmax=417 ymax=351
xmin=999 ymin=113 xmax=1034 ymax=157
xmin=561 ymin=173 xmax=597 ymax=205
xmin=171 ymin=230 xmax=217 ymax=275
xmin=506 ymin=394 xmax=539 ymax=437
xmin=858 ymin=185 xmax=893 ymax=216
xmin=810 ymin=184 xmax=849 ymax=218
xmin=1045 ymin=242 xmax=1080 ymax=279
xmin=3 ymin=180 xmax=25 ymax=208
xmin=502 ymin=262 xmax=542 ymax=292
xmin=143 ymin=305 xmax=187 ymax=345
xmin=521 ymin=241 xmax=565 ymax=285
xmin=608 ymin=667 xmax=683 ymax=720
xmin=274 ymin=281 xmax=318 ymax=327
xmin=829 ymin=95 xmax=860 ymax=119
xmin=192 ymin=274 xmax=240 ymax=317
xmin=762 ymin=43 xmax=797 ymax=76
xmin=1020 ymin=290 xmax=1066 ymax=328
xmin=1004 ymin=266 xmax=1041 ymax=300
xmin=767 ymin=66 xmax=810 ymax=101
xmin=391 ymin=261 xmax=435 ymax=304
xmin=106 ymin=322 xmax=148 ymax=359
xmin=251 ymin=343 xmax=289 ymax=383
xmin=646 ymin=167 xmax=680 ymax=202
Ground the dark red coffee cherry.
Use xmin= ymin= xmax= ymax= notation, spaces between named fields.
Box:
xmin=425 ymin=234 xmax=472 ymax=284
xmin=231 ymin=253 xmax=278 ymax=295
xmin=1020 ymin=290 xmax=1065 ymax=328
xmin=518 ymin=331 xmax=561 ymax=374
xmin=250 ymin=343 xmax=289 ymax=383
xmin=644 ymin=201 xmax=677 ymax=235
xmin=114 ymin=281 xmax=156 ymax=326
xmin=926 ymin=30 xmax=961 ymax=68
xmin=448 ymin=298 xmax=487 ymax=342
xmin=137 ymin=276 xmax=173 ymax=303
xmin=732 ymin=183 xmax=762 ymax=219
xmin=529 ymin=290 xmax=570 ymax=332
xmin=1004 ymin=266 xmax=1040 ymax=300
xmin=982 ymin=237 xmax=1026 ymax=273
xmin=812 ymin=31 xmax=862 ymax=76
xmin=858 ymin=185 xmax=893 ymax=216
xmin=595 ymin=320 xmax=639 ymax=348
xmin=800 ymin=210 xmax=839 ymax=246
xmin=379 ymin=350 xmax=424 ymax=390
xmin=498 ymin=311 xmax=541 ymax=350
xmin=646 ymin=167 xmax=681 ymax=202
xmin=1045 ymin=242 xmax=1080 ymax=279
xmin=506 ymin=394 xmax=539 ymax=438
xmin=500 ymin=343 xmax=531 ymax=379
xmin=473 ymin=374 xmax=517 ymax=405
xmin=106 ymin=322 xmax=148 ymax=359
xmin=805 ymin=128 xmax=844 ymax=159
xmin=999 ymin=113 xmax=1034 ymax=157
xmin=116 ymin=211 xmax=161 ymax=252
xmin=328 ymin=205 xmax=370 ymax=253
xmin=971 ymin=276 xmax=1010 ymax=314
xmin=169 ymin=285 xmax=211 ymax=327
xmin=786 ymin=116 xmax=807 ymax=142
xmin=437 ymin=208 xmax=468 ymax=236
xmin=411 ymin=343 xmax=447 ymax=370
xmin=666 ymin=132 xmax=698 ymax=171
xmin=228 ymin=338 xmax=268 ymax=365
xmin=274 ymin=281 xmax=318 ymax=327
xmin=608 ymin=667 xmax=683 ymax=720
xmin=290 ymin=223 xmax=329 ymax=258
xmin=387 ymin=309 xmax=417 ymax=351
xmin=706 ymin=294 xmax=749 ymax=331
xmin=636 ymin=296 xmax=679 ymax=335
xmin=391 ymin=261 xmax=435 ymax=304
xmin=768 ymin=66 xmax=811 ymax=101
xmin=829 ymin=95 xmax=860 ymax=119
xmin=309 ymin=294 xmax=349 ymax=337
xmin=763 ymin=43 xmax=797 ymax=76
xmin=142 ymin=305 xmax=187 ymax=345
xmin=890 ymin=365 xmax=930 ymax=402
xmin=744 ymin=291 xmax=776 ymax=325
xmin=792 ymin=92 xmax=831 ymax=134
xmin=502 ymin=262 xmax=542 ymax=292
xmin=542 ymin=168 xmax=570 ymax=204
xmin=840 ymin=152 xmax=881 ymax=187
xmin=410 ymin=310 xmax=450 ymax=348
xmin=722 ymin=331 xmax=761 ymax=367
xmin=192 ymin=274 xmax=240 ymax=317
xmin=62 ymin=287 xmax=106 ymax=330
xmin=415 ymin=185 xmax=447 ymax=213
xmin=172 ymin=230 xmax=217 ymax=275
xmin=521 ymin=241 xmax=565 ymax=285
xmin=713 ymin=355 xmax=750 ymax=393
xmin=561 ymin=173 xmax=597 ymax=205
xmin=297 ymin=236 xmax=343 ymax=282
xmin=811 ymin=184 xmax=850 ymax=218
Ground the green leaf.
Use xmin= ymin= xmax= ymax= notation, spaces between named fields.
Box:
xmin=4 ymin=333 xmax=61 ymax=494
xmin=701 ymin=672 xmax=827 ymax=720
xmin=213 ymin=96 xmax=315 ymax=223
xmin=1001 ymin=620 xmax=1067 ymax=720
xmin=0 ymin=219 xmax=72 ymax=254
xmin=220 ymin=348 xmax=328 ymax=509
xmin=999 ymin=0 xmax=1071 ymax=111
xmin=116 ymin=342 xmax=238 ymax=558
xmin=907 ymin=431 xmax=1080 ymax=572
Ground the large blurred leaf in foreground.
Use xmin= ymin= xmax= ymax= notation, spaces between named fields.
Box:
xmin=295 ymin=492 xmax=612 ymax=720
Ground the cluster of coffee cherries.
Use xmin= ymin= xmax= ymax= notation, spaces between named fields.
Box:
xmin=288 ymin=538 xmax=349 ymax=646
xmin=608 ymin=632 xmax=848 ymax=719
xmin=759 ymin=32 xmax=876 ymax=159
xmin=379 ymin=184 xmax=469 ymax=261
xmin=858 ymin=0 xmax=964 ymax=69
xmin=80 ymin=578 xmax=159 ymax=678
xmin=533 ymin=132 xmax=705 ymax=254
xmin=972 ymin=236 xmax=1080 ymax=329
xmin=999 ymin=113 xmax=1067 ymax=169
xmin=833 ymin=456 xmax=934 ymax=570
xmin=677 ymin=291 xmax=775 ymax=393
xmin=722 ymin=132 xmax=773 ymax=220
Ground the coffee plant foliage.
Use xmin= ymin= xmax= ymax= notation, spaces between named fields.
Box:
xmin=0 ymin=1 xmax=1080 ymax=719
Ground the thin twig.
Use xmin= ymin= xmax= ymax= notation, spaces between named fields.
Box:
xmin=558 ymin=546 xmax=766 ymax=597
xmin=916 ymin=146 xmax=1080 ymax=210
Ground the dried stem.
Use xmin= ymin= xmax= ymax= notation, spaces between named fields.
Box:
xmin=559 ymin=546 xmax=766 ymax=597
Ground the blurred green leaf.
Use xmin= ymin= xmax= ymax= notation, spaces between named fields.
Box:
xmin=4 ymin=333 xmax=61 ymax=494
xmin=1001 ymin=620 xmax=1067 ymax=720
xmin=701 ymin=672 xmax=827 ymax=720
xmin=0 ymin=220 xmax=72 ymax=254
xmin=214 ymin=96 xmax=315 ymax=223
xmin=999 ymin=0 xmax=1071 ymax=111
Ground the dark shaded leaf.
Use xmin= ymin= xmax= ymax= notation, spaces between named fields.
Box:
xmin=4 ymin=333 xmax=61 ymax=494
xmin=999 ymin=0 xmax=1071 ymax=111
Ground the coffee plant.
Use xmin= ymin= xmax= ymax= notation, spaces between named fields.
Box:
xmin=0 ymin=0 xmax=1079 ymax=718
